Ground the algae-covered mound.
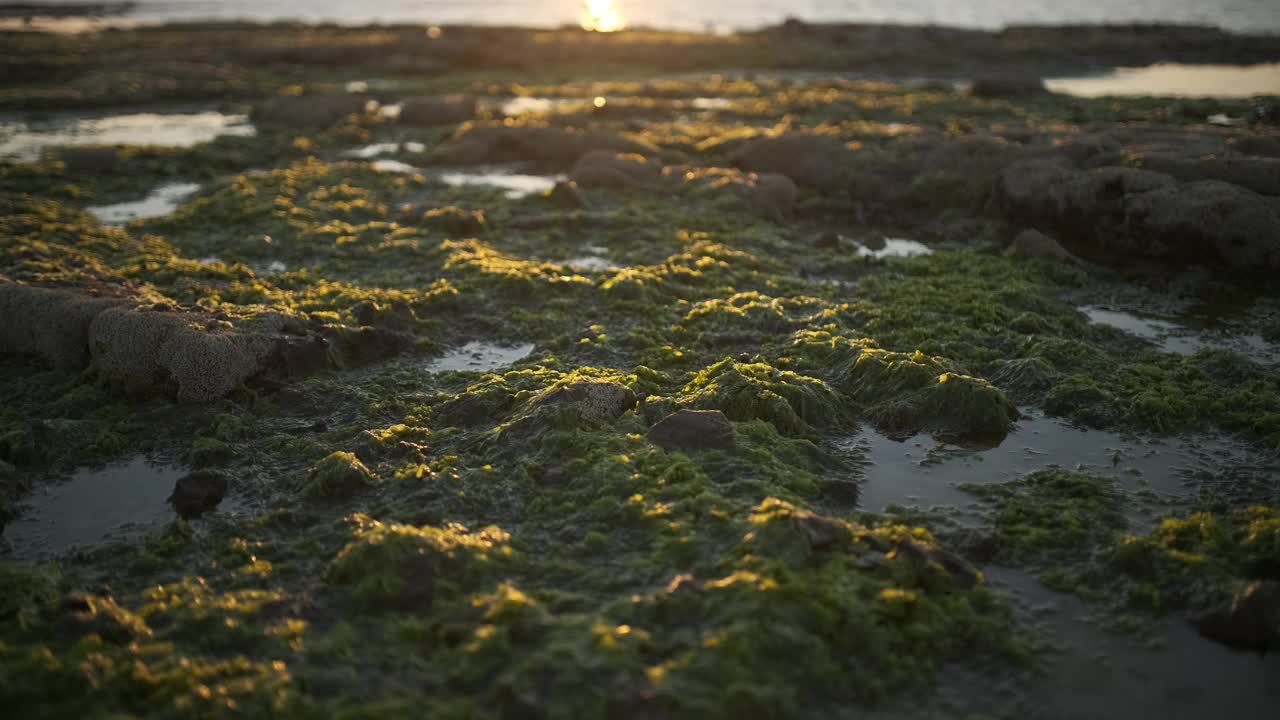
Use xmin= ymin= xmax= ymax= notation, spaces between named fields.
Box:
xmin=788 ymin=332 xmax=1018 ymax=439
xmin=676 ymin=358 xmax=840 ymax=435
xmin=962 ymin=469 xmax=1127 ymax=565
xmin=326 ymin=514 xmax=512 ymax=610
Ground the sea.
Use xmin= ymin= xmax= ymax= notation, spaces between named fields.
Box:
xmin=18 ymin=0 xmax=1280 ymax=34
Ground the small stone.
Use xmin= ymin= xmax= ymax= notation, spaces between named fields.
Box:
xmin=351 ymin=301 xmax=378 ymax=327
xmin=969 ymin=75 xmax=1048 ymax=99
xmin=647 ymin=409 xmax=735 ymax=452
xmin=813 ymin=231 xmax=841 ymax=248
xmin=1192 ymin=581 xmax=1280 ymax=653
xmin=1004 ymin=229 xmax=1082 ymax=265
xmin=792 ymin=509 xmax=849 ymax=549
xmin=746 ymin=172 xmax=798 ymax=220
xmin=861 ymin=234 xmax=887 ymax=251
xmin=891 ymin=536 xmax=984 ymax=590
xmin=304 ymin=451 xmax=377 ymax=499
xmin=549 ymin=179 xmax=590 ymax=210
xmin=168 ymin=469 xmax=229 ymax=518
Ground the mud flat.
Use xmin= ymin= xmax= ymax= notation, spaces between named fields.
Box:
xmin=1 ymin=19 xmax=1279 ymax=720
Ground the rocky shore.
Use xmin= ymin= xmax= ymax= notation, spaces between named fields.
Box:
xmin=1 ymin=20 xmax=1278 ymax=719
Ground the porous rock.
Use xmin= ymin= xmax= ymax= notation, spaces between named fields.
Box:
xmin=537 ymin=381 xmax=635 ymax=421
xmin=0 ymin=282 xmax=129 ymax=369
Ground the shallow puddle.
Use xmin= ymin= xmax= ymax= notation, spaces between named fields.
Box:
xmin=438 ymin=170 xmax=563 ymax=198
xmin=86 ymin=181 xmax=201 ymax=225
xmin=371 ymin=159 xmax=420 ymax=174
xmin=1 ymin=456 xmax=185 ymax=560
xmin=421 ymin=341 xmax=535 ymax=372
xmin=563 ymin=245 xmax=619 ymax=272
xmin=497 ymin=96 xmax=584 ymax=116
xmin=690 ymin=97 xmax=734 ymax=110
xmin=564 ymin=256 xmax=619 ymax=272
xmin=0 ymin=111 xmax=255 ymax=162
xmin=856 ymin=237 xmax=933 ymax=259
xmin=343 ymin=141 xmax=425 ymax=159
xmin=847 ymin=412 xmax=1275 ymax=518
xmin=1046 ymin=63 xmax=1280 ymax=98
xmin=1082 ymin=305 xmax=1275 ymax=363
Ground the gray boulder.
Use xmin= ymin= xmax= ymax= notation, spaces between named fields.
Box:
xmin=730 ymin=133 xmax=856 ymax=191
xmin=397 ymin=95 xmax=476 ymax=127
xmin=251 ymin=94 xmax=368 ymax=129
xmin=1124 ymin=180 xmax=1280 ymax=269
xmin=647 ymin=409 xmax=735 ymax=452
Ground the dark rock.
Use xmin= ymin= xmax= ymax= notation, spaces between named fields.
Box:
xmin=861 ymin=234 xmax=887 ymax=251
xmin=1138 ymin=153 xmax=1280 ymax=196
xmin=891 ymin=536 xmax=984 ymax=590
xmin=324 ymin=326 xmax=412 ymax=367
xmin=570 ymin=150 xmax=663 ymax=189
xmin=969 ymin=75 xmax=1049 ymax=99
xmin=55 ymin=147 xmax=123 ymax=175
xmin=1229 ymin=135 xmax=1280 ymax=159
xmin=647 ymin=409 xmax=735 ymax=452
xmin=942 ymin=528 xmax=1001 ymax=565
xmin=730 ymin=133 xmax=856 ymax=191
xmin=251 ymin=94 xmax=368 ymax=129
xmin=1193 ymin=581 xmax=1280 ymax=653
xmin=266 ymin=334 xmax=332 ymax=378
xmin=1123 ymin=180 xmax=1280 ymax=269
xmin=549 ymin=179 xmax=589 ymax=209
xmin=50 ymin=592 xmax=150 ymax=645
xmin=351 ymin=301 xmax=377 ymax=327
xmin=744 ymin=172 xmax=799 ymax=220
xmin=1004 ymin=228 xmax=1082 ymax=264
xmin=813 ymin=231 xmax=842 ymax=248
xmin=168 ymin=469 xmax=229 ymax=518
xmin=792 ymin=509 xmax=850 ymax=550
xmin=397 ymin=94 xmax=476 ymax=127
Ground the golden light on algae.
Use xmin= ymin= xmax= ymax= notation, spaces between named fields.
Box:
xmin=580 ymin=0 xmax=625 ymax=32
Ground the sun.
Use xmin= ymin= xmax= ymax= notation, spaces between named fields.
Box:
xmin=580 ymin=0 xmax=625 ymax=32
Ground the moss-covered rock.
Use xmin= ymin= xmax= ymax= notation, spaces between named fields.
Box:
xmin=677 ymin=358 xmax=840 ymax=435
xmin=302 ymin=451 xmax=378 ymax=499
xmin=325 ymin=514 xmax=512 ymax=610
xmin=962 ymin=469 xmax=1126 ymax=565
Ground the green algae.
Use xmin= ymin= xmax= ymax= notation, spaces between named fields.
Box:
xmin=303 ymin=452 xmax=378 ymax=499
xmin=676 ymin=358 xmax=840 ymax=435
xmin=962 ymin=469 xmax=1127 ymax=565
xmin=1100 ymin=506 xmax=1280 ymax=613
xmin=325 ymin=514 xmax=512 ymax=611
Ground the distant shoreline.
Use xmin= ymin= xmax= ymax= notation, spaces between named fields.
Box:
xmin=2 ymin=14 xmax=1279 ymax=39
